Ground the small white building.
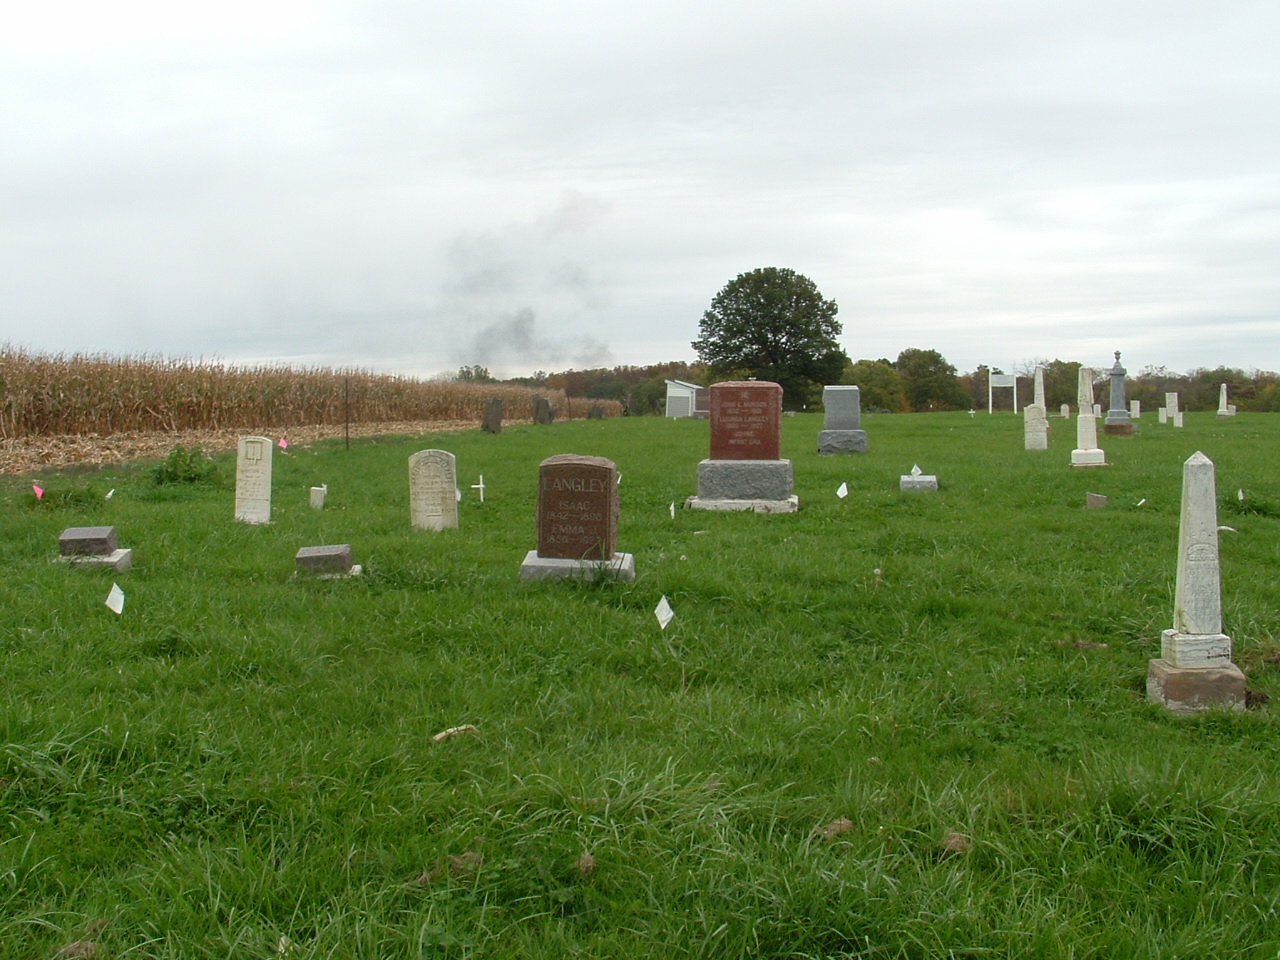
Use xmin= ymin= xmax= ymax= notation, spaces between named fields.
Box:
xmin=665 ymin=380 xmax=709 ymax=419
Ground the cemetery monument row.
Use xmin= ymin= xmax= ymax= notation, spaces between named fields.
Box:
xmin=817 ymin=384 xmax=868 ymax=454
xmin=234 ymin=436 xmax=273 ymax=524
xmin=520 ymin=454 xmax=635 ymax=582
xmin=686 ymin=380 xmax=797 ymax=513
xmin=409 ymin=449 xmax=459 ymax=532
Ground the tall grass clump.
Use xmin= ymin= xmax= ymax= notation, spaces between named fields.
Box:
xmin=0 ymin=346 xmax=620 ymax=438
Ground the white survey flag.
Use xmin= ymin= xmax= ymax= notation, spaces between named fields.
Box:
xmin=836 ymin=482 xmax=848 ymax=499
xmin=105 ymin=583 xmax=125 ymax=615
xmin=655 ymin=595 xmax=674 ymax=630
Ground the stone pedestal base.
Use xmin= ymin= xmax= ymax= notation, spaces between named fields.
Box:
xmin=685 ymin=495 xmax=798 ymax=514
xmin=1102 ymin=423 xmax=1135 ymax=436
xmin=1071 ymin=449 xmax=1107 ymax=467
xmin=1147 ymin=658 xmax=1246 ymax=714
xmin=1162 ymin=629 xmax=1233 ymax=667
xmin=900 ymin=475 xmax=938 ymax=491
xmin=57 ymin=549 xmax=133 ymax=571
xmin=696 ymin=459 xmax=793 ymax=501
xmin=817 ymin=430 xmax=868 ymax=455
xmin=519 ymin=551 xmax=635 ymax=583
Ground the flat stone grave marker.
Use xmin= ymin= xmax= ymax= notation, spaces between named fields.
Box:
xmin=295 ymin=544 xmax=360 ymax=577
xmin=900 ymin=464 xmax=938 ymax=491
xmin=409 ymin=449 xmax=459 ymax=531
xmin=235 ymin=436 xmax=273 ymax=524
xmin=521 ymin=454 xmax=633 ymax=581
xmin=1086 ymin=493 xmax=1108 ymax=508
xmin=58 ymin=525 xmax=133 ymax=570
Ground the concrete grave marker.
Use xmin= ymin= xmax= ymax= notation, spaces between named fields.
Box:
xmin=817 ymin=385 xmax=868 ymax=454
xmin=521 ymin=454 xmax=634 ymax=581
xmin=58 ymin=525 xmax=133 ymax=571
xmin=310 ymin=485 xmax=327 ymax=510
xmin=1130 ymin=400 xmax=1141 ymax=419
xmin=409 ymin=450 xmax=459 ymax=531
xmin=1158 ymin=407 xmax=1168 ymax=424
xmin=1217 ymin=383 xmax=1235 ymax=418
xmin=1060 ymin=404 xmax=1071 ymax=419
xmin=1174 ymin=411 xmax=1184 ymax=428
xmin=900 ymin=464 xmax=938 ymax=491
xmin=1147 ymin=451 xmax=1245 ymax=712
xmin=295 ymin=544 xmax=361 ymax=577
xmin=688 ymin=381 xmax=796 ymax=513
xmin=482 ymin=398 xmax=503 ymax=434
xmin=235 ymin=436 xmax=273 ymax=524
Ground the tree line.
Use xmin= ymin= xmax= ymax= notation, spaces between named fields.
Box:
xmin=451 ymin=354 xmax=1280 ymax=415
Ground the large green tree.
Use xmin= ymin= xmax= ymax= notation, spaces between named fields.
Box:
xmin=692 ymin=267 xmax=847 ymax=408
xmin=894 ymin=348 xmax=969 ymax=411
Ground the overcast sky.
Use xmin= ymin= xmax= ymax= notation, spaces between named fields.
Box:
xmin=3 ymin=0 xmax=1277 ymax=379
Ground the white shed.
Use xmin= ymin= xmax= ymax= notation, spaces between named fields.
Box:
xmin=665 ymin=380 xmax=708 ymax=418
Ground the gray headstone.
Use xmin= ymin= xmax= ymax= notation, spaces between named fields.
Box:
xmin=482 ymin=398 xmax=503 ymax=434
xmin=822 ymin=385 xmax=862 ymax=430
xmin=533 ymin=396 xmax=554 ymax=425
xmin=295 ymin=544 xmax=355 ymax=575
xmin=59 ymin=526 xmax=117 ymax=556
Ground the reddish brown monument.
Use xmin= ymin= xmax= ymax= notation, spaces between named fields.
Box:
xmin=709 ymin=381 xmax=783 ymax=460
xmin=535 ymin=454 xmax=618 ymax=561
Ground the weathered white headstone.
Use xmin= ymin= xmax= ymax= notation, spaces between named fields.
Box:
xmin=1060 ymin=404 xmax=1071 ymax=419
xmin=1158 ymin=407 xmax=1168 ymax=424
xmin=1165 ymin=392 xmax=1179 ymax=414
xmin=1071 ymin=369 xmax=1106 ymax=467
xmin=1033 ymin=365 xmax=1046 ymax=410
xmin=1130 ymin=400 xmax=1141 ymax=419
xmin=1147 ymin=451 xmax=1245 ymax=712
xmin=1174 ymin=411 xmax=1184 ymax=428
xmin=310 ymin=484 xmax=327 ymax=509
xmin=1092 ymin=403 xmax=1102 ymax=417
xmin=235 ymin=436 xmax=273 ymax=524
xmin=1216 ymin=383 xmax=1234 ymax=418
xmin=1023 ymin=403 xmax=1048 ymax=451
xmin=409 ymin=450 xmax=459 ymax=531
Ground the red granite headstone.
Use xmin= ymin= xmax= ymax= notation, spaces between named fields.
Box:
xmin=708 ymin=381 xmax=783 ymax=460
xmin=536 ymin=454 xmax=618 ymax=560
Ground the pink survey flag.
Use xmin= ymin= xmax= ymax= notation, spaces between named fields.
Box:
xmin=278 ymin=437 xmax=289 ymax=450
xmin=33 ymin=484 xmax=43 ymax=500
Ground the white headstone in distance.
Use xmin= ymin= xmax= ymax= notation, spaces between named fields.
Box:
xmin=1078 ymin=367 xmax=1096 ymax=410
xmin=1158 ymin=407 xmax=1168 ymax=424
xmin=235 ymin=436 xmax=273 ymax=524
xmin=1174 ymin=411 xmax=1184 ymax=428
xmin=310 ymin=484 xmax=327 ymax=509
xmin=1092 ymin=403 xmax=1102 ymax=417
xmin=1071 ymin=409 xmax=1106 ymax=467
xmin=1024 ymin=403 xmax=1048 ymax=451
xmin=1165 ymin=392 xmax=1179 ymax=414
xmin=409 ymin=449 xmax=459 ymax=531
xmin=1130 ymin=400 xmax=1141 ymax=419
xmin=1217 ymin=383 xmax=1235 ymax=418
xmin=1033 ymin=365 xmax=1046 ymax=410
xmin=1061 ymin=404 xmax=1071 ymax=419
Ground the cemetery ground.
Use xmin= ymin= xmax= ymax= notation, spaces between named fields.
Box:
xmin=4 ymin=412 xmax=1280 ymax=959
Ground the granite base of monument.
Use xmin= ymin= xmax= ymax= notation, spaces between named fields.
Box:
xmin=817 ymin=430 xmax=868 ymax=455
xmin=1071 ymin=449 xmax=1107 ymax=467
xmin=696 ymin=459 xmax=793 ymax=500
xmin=1146 ymin=659 xmax=1246 ymax=714
xmin=519 ymin=551 xmax=636 ymax=583
xmin=57 ymin=549 xmax=133 ymax=571
xmin=684 ymin=495 xmax=799 ymax=514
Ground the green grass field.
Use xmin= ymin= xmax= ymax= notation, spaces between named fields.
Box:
xmin=4 ymin=412 xmax=1280 ymax=959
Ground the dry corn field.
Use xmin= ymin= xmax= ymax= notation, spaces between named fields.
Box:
xmin=0 ymin=348 xmax=621 ymax=475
